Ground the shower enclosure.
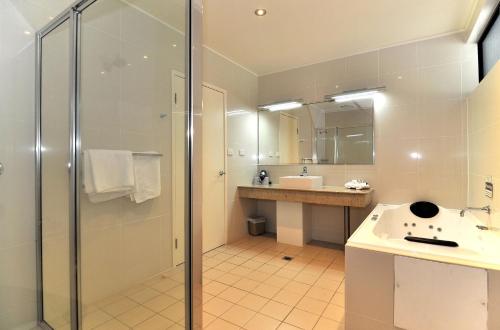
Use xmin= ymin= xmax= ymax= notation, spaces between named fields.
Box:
xmin=35 ymin=0 xmax=201 ymax=329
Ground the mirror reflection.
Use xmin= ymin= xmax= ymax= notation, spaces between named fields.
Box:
xmin=258 ymin=99 xmax=374 ymax=165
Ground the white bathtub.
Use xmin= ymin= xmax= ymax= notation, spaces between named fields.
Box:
xmin=347 ymin=203 xmax=500 ymax=270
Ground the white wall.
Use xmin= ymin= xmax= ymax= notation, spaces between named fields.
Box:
xmin=257 ymin=33 xmax=478 ymax=244
xmin=467 ymin=62 xmax=500 ymax=228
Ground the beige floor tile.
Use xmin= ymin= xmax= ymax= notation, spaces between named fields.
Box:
xmin=203 ymin=292 xmax=215 ymax=304
xmin=214 ymin=262 xmax=238 ymax=272
xmin=322 ymin=304 xmax=344 ymax=323
xmin=331 ymin=293 xmax=345 ymax=308
xmin=230 ymin=266 xmax=254 ymax=277
xmin=101 ymin=297 xmax=139 ymax=317
xmin=272 ymin=290 xmax=303 ymax=306
xmin=305 ymin=286 xmax=335 ymax=302
xmin=260 ymin=300 xmax=293 ymax=321
xmin=133 ymin=315 xmax=175 ymax=330
xmin=213 ymin=252 xmax=234 ymax=261
xmin=204 ymin=281 xmax=230 ymax=295
xmin=203 ymin=297 xmax=234 ymax=317
xmin=254 ymin=283 xmax=281 ymax=299
xmin=259 ymin=264 xmax=280 ymax=274
xmin=82 ymin=310 xmax=113 ymax=330
xmin=233 ymin=278 xmax=261 ymax=292
xmin=275 ymin=269 xmax=299 ymax=279
xmin=129 ymin=287 xmax=161 ymax=304
xmin=204 ymin=268 xmax=226 ymax=280
xmin=244 ymin=313 xmax=281 ymax=330
xmin=203 ymin=312 xmax=217 ymax=326
xmin=165 ymin=285 xmax=185 ymax=300
xmin=248 ymin=270 xmax=272 ymax=282
xmin=205 ymin=318 xmax=240 ymax=330
xmin=237 ymin=293 xmax=270 ymax=312
xmin=217 ymin=273 xmax=242 ymax=285
xmin=283 ymin=281 xmax=311 ymax=295
xmin=168 ymin=323 xmax=185 ymax=330
xmin=296 ymin=297 xmax=328 ymax=315
xmin=93 ymin=319 xmax=129 ymax=330
xmin=227 ymin=256 xmax=249 ymax=265
xmin=277 ymin=323 xmax=302 ymax=330
xmin=143 ymin=294 xmax=178 ymax=313
xmin=204 ymin=257 xmax=223 ymax=267
xmin=284 ymin=308 xmax=320 ymax=330
xmin=160 ymin=301 xmax=186 ymax=323
xmin=117 ymin=306 xmax=155 ymax=327
xmin=294 ymin=272 xmax=320 ymax=285
xmin=264 ymin=275 xmax=290 ymax=289
xmin=218 ymin=287 xmax=248 ymax=303
xmin=314 ymin=278 xmax=341 ymax=291
xmin=314 ymin=317 xmax=343 ymax=330
xmin=337 ymin=281 xmax=345 ymax=293
xmin=220 ymin=305 xmax=256 ymax=327
xmin=242 ymin=260 xmax=265 ymax=270
xmin=150 ymin=278 xmax=180 ymax=293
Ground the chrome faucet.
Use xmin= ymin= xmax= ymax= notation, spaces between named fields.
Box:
xmin=460 ymin=205 xmax=491 ymax=217
xmin=300 ymin=166 xmax=308 ymax=176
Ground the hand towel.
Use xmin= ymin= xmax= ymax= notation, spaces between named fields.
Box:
xmin=83 ymin=149 xmax=135 ymax=203
xmin=130 ymin=152 xmax=161 ymax=203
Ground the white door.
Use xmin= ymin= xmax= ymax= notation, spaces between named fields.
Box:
xmin=202 ymin=86 xmax=226 ymax=253
xmin=172 ymin=73 xmax=186 ymax=266
xmin=172 ymin=75 xmax=226 ymax=264
xmin=279 ymin=113 xmax=299 ymax=163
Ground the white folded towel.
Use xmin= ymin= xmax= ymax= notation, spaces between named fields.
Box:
xmin=83 ymin=149 xmax=135 ymax=203
xmin=130 ymin=152 xmax=161 ymax=203
xmin=344 ymin=179 xmax=370 ymax=190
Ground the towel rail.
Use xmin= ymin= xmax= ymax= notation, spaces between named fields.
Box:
xmin=81 ymin=151 xmax=163 ymax=157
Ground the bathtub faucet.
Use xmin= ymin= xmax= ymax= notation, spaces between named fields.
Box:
xmin=459 ymin=205 xmax=491 ymax=217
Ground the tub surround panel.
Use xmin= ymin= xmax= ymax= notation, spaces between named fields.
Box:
xmin=488 ymin=270 xmax=500 ymax=329
xmin=258 ymin=33 xmax=477 ymax=243
xmin=467 ymin=62 xmax=500 ymax=229
xmin=345 ymin=246 xmax=394 ymax=327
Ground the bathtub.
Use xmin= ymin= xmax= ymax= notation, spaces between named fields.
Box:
xmin=347 ymin=203 xmax=500 ymax=270
xmin=345 ymin=203 xmax=500 ymax=330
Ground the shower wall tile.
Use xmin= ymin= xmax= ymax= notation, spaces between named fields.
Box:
xmin=257 ymin=32 xmax=476 ymax=244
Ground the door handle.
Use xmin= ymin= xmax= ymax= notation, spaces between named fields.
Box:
xmin=218 ymin=170 xmax=226 ymax=176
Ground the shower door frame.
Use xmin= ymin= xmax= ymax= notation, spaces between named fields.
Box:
xmin=35 ymin=1 xmax=202 ymax=329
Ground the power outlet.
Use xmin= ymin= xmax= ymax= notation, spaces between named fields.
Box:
xmin=485 ymin=177 xmax=493 ymax=199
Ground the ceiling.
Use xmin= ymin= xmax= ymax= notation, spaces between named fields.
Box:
xmin=203 ymin=0 xmax=478 ymax=75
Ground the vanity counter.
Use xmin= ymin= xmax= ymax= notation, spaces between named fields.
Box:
xmin=238 ymin=184 xmax=373 ymax=208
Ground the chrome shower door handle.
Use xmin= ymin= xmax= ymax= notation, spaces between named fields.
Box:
xmin=218 ymin=170 xmax=226 ymax=176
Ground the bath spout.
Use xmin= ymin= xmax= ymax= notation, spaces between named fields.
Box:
xmin=460 ymin=205 xmax=491 ymax=217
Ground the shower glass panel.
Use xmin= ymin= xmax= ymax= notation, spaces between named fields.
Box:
xmin=40 ymin=19 xmax=72 ymax=328
xmin=79 ymin=1 xmax=187 ymax=328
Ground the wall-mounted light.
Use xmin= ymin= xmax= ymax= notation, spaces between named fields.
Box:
xmin=327 ymin=87 xmax=385 ymax=103
xmin=258 ymin=100 xmax=303 ymax=112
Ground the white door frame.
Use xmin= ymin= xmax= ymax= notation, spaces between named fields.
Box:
xmin=171 ymin=70 xmax=228 ymax=264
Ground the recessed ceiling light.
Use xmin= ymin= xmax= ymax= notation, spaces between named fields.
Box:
xmin=254 ymin=8 xmax=267 ymax=16
xmin=24 ymin=30 xmax=31 ymax=35
xmin=143 ymin=55 xmax=149 ymax=59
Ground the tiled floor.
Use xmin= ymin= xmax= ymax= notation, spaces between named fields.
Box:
xmin=202 ymin=235 xmax=345 ymax=330
xmin=55 ymin=235 xmax=345 ymax=329
xmin=76 ymin=266 xmax=186 ymax=330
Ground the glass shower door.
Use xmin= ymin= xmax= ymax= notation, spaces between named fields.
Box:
xmin=78 ymin=1 xmax=188 ymax=328
xmin=39 ymin=19 xmax=72 ymax=329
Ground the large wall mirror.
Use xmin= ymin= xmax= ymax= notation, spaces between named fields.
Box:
xmin=258 ymin=99 xmax=374 ymax=165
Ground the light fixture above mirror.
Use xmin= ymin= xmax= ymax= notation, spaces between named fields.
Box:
xmin=326 ymin=87 xmax=385 ymax=103
xmin=258 ymin=100 xmax=304 ymax=112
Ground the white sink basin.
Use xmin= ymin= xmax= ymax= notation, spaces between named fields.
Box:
xmin=279 ymin=176 xmax=323 ymax=189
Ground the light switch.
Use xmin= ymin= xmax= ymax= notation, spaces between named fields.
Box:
xmin=239 ymin=149 xmax=246 ymax=156
xmin=227 ymin=148 xmax=234 ymax=156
